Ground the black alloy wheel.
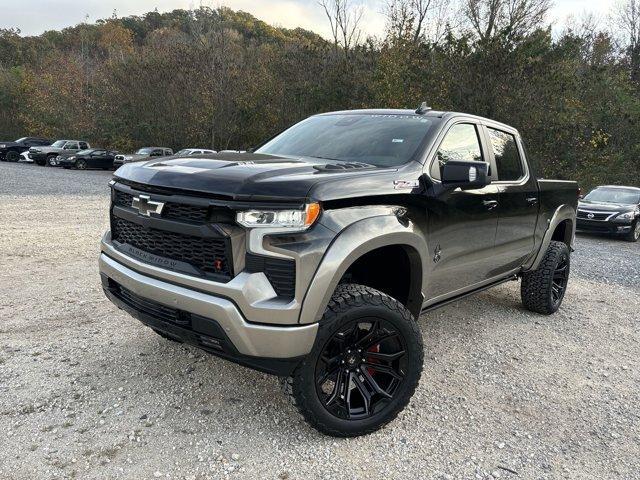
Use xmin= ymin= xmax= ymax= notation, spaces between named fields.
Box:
xmin=285 ymin=284 xmax=423 ymax=437
xmin=6 ymin=150 xmax=19 ymax=162
xmin=521 ymin=240 xmax=571 ymax=315
xmin=315 ymin=318 xmax=406 ymax=420
xmin=551 ymin=251 xmax=569 ymax=307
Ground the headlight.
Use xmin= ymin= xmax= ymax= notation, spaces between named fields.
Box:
xmin=617 ymin=211 xmax=637 ymax=220
xmin=237 ymin=203 xmax=321 ymax=229
xmin=0 ymin=144 xmax=6 ymax=148
xmin=68 ymin=156 xmax=75 ymax=160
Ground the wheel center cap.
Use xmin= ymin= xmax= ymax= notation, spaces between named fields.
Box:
xmin=346 ymin=353 xmax=358 ymax=366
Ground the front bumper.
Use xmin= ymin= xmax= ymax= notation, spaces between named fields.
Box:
xmin=576 ymin=219 xmax=633 ymax=234
xmin=99 ymin=241 xmax=318 ymax=376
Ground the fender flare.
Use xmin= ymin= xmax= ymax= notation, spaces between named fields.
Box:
xmin=298 ymin=214 xmax=428 ymax=324
xmin=524 ymin=204 xmax=576 ymax=271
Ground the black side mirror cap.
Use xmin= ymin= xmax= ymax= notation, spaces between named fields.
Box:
xmin=441 ymin=160 xmax=491 ymax=190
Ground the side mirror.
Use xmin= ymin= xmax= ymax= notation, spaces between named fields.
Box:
xmin=441 ymin=160 xmax=490 ymax=190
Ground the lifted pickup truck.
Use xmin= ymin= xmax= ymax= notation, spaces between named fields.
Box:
xmin=100 ymin=107 xmax=578 ymax=437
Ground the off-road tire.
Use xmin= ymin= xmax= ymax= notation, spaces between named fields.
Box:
xmin=6 ymin=150 xmax=19 ymax=162
xmin=285 ymin=283 xmax=423 ymax=437
xmin=521 ymin=241 xmax=570 ymax=315
xmin=624 ymin=220 xmax=640 ymax=242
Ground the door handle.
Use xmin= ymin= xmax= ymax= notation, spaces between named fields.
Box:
xmin=483 ymin=200 xmax=499 ymax=210
xmin=526 ymin=197 xmax=538 ymax=206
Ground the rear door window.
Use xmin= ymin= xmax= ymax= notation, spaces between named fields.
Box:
xmin=431 ymin=123 xmax=483 ymax=179
xmin=487 ymin=128 xmax=524 ymax=181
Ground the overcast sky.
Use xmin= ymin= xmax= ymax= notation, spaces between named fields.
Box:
xmin=0 ymin=0 xmax=619 ymax=38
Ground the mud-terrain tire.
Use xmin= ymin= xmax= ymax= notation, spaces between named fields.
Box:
xmin=521 ymin=241 xmax=570 ymax=315
xmin=285 ymin=283 xmax=423 ymax=437
xmin=624 ymin=220 xmax=640 ymax=242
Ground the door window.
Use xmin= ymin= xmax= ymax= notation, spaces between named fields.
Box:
xmin=92 ymin=150 xmax=105 ymax=156
xmin=431 ymin=123 xmax=483 ymax=179
xmin=79 ymin=142 xmax=89 ymax=150
xmin=487 ymin=128 xmax=524 ymax=181
xmin=65 ymin=142 xmax=79 ymax=150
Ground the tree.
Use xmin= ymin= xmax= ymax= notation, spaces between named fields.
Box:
xmin=464 ymin=0 xmax=551 ymax=41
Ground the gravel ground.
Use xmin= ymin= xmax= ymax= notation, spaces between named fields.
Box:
xmin=1 ymin=161 xmax=639 ymax=480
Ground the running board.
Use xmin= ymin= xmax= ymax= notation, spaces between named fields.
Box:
xmin=420 ymin=274 xmax=519 ymax=314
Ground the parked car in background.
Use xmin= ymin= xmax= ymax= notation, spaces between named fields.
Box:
xmin=577 ymin=185 xmax=640 ymax=242
xmin=175 ymin=148 xmax=217 ymax=156
xmin=0 ymin=137 xmax=51 ymax=161
xmin=113 ymin=147 xmax=173 ymax=168
xmin=57 ymin=149 xmax=119 ymax=170
xmin=29 ymin=140 xmax=90 ymax=166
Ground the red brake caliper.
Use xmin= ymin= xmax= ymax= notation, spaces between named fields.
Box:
xmin=366 ymin=344 xmax=380 ymax=376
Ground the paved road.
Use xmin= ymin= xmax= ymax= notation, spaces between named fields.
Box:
xmin=1 ymin=161 xmax=638 ymax=480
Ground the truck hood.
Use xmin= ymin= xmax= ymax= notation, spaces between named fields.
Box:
xmin=114 ymin=152 xmax=411 ymax=203
xmin=578 ymin=200 xmax=637 ymax=213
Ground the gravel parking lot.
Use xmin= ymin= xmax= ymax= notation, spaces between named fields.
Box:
xmin=1 ymin=161 xmax=639 ymax=480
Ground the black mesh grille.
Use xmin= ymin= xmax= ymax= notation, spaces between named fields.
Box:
xmin=111 ymin=217 xmax=231 ymax=278
xmin=245 ymin=254 xmax=296 ymax=299
xmin=114 ymin=190 xmax=134 ymax=208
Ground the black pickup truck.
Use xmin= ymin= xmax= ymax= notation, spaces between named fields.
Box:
xmin=99 ymin=107 xmax=578 ymax=437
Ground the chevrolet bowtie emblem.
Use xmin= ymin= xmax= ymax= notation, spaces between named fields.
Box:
xmin=132 ymin=195 xmax=165 ymax=216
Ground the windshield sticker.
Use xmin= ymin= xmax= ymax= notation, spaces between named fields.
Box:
xmin=392 ymin=139 xmax=404 ymax=143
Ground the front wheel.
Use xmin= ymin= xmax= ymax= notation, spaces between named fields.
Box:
xmin=521 ymin=241 xmax=570 ymax=315
xmin=46 ymin=155 xmax=57 ymax=167
xmin=285 ymin=284 xmax=423 ymax=437
xmin=624 ymin=220 xmax=640 ymax=242
xmin=75 ymin=159 xmax=87 ymax=170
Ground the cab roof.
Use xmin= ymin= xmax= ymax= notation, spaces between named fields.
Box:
xmin=317 ymin=108 xmax=518 ymax=133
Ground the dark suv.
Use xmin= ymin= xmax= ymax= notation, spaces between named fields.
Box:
xmin=577 ymin=185 xmax=640 ymax=241
xmin=0 ymin=137 xmax=51 ymax=161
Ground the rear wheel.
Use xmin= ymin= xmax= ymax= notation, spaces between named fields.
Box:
xmin=624 ymin=220 xmax=640 ymax=242
xmin=285 ymin=284 xmax=423 ymax=437
xmin=521 ymin=241 xmax=570 ymax=315
xmin=6 ymin=150 xmax=19 ymax=162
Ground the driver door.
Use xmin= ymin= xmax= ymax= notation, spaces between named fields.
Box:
xmin=424 ymin=121 xmax=501 ymax=302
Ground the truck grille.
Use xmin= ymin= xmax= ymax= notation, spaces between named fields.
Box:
xmin=113 ymin=189 xmax=225 ymax=224
xmin=111 ymin=217 xmax=232 ymax=278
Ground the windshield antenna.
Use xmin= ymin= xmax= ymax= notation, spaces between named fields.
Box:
xmin=415 ymin=102 xmax=431 ymax=114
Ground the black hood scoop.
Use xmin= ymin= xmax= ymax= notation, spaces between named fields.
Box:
xmin=312 ymin=162 xmax=376 ymax=173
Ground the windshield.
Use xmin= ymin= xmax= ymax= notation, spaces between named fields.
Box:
xmin=77 ymin=149 xmax=93 ymax=155
xmin=52 ymin=140 xmax=66 ymax=148
xmin=135 ymin=148 xmax=154 ymax=155
xmin=256 ymin=114 xmax=434 ymax=167
xmin=584 ymin=187 xmax=640 ymax=205
xmin=176 ymin=149 xmax=191 ymax=156
xmin=15 ymin=137 xmax=27 ymax=143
